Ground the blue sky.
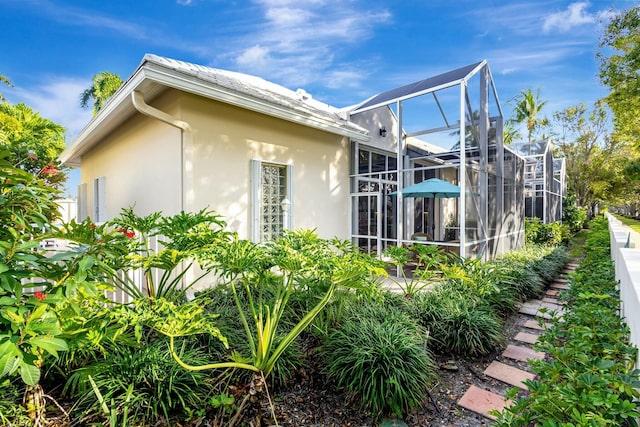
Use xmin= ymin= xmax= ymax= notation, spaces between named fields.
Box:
xmin=0 ymin=0 xmax=633 ymax=195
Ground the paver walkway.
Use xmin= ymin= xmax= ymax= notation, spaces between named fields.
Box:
xmin=456 ymin=262 xmax=578 ymax=420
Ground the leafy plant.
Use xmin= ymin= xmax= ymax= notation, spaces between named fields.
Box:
xmin=495 ymin=218 xmax=640 ymax=426
xmin=321 ymin=302 xmax=435 ymax=420
xmin=151 ymin=229 xmax=385 ymax=425
xmin=383 ymin=244 xmax=447 ymax=298
xmin=104 ymin=206 xmax=232 ymax=301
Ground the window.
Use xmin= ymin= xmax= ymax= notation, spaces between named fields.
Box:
xmin=93 ymin=176 xmax=107 ymax=223
xmin=251 ymin=160 xmax=293 ymax=242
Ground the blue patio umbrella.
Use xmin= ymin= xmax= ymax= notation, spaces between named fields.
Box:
xmin=391 ymin=178 xmax=460 ymax=198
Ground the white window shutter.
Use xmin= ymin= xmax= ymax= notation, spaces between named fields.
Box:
xmin=94 ymin=176 xmax=107 ymax=223
xmin=77 ymin=183 xmax=87 ymax=222
xmin=286 ymin=164 xmax=294 ymax=229
xmin=250 ymin=160 xmax=262 ymax=242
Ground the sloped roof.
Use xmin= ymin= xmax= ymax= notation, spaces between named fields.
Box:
xmin=351 ymin=61 xmax=484 ymax=113
xmin=60 ymin=54 xmax=368 ymax=166
xmin=142 ymin=54 xmax=360 ymax=131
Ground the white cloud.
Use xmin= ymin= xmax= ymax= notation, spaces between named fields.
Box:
xmin=236 ymin=45 xmax=272 ymax=68
xmin=177 ymin=0 xmax=193 ymax=4
xmin=543 ymin=2 xmax=596 ymax=33
xmin=8 ymin=78 xmax=93 ymax=142
xmin=229 ymin=1 xmax=391 ymax=88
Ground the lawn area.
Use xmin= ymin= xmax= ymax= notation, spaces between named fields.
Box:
xmin=568 ymin=228 xmax=589 ymax=258
xmin=613 ymin=213 xmax=640 ymax=233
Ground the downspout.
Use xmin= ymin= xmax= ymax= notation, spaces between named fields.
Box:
xmin=131 ymin=91 xmax=192 ymax=213
xmin=131 ymin=91 xmax=194 ymax=298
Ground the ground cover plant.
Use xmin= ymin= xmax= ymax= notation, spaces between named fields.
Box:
xmin=495 ymin=217 xmax=640 ymax=426
xmin=1 ymin=147 xmax=587 ymax=426
xmin=320 ymin=300 xmax=436 ymax=420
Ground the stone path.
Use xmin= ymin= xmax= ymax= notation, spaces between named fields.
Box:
xmin=456 ymin=262 xmax=579 ymax=420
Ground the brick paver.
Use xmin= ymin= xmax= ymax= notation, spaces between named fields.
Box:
xmin=550 ymin=283 xmax=569 ymax=290
xmin=457 ymin=385 xmax=511 ymax=420
xmin=484 ymin=361 xmax=535 ymax=390
xmin=514 ymin=331 xmax=539 ymax=344
xmin=502 ymin=344 xmax=545 ymax=362
xmin=545 ymin=289 xmax=561 ymax=297
xmin=522 ymin=319 xmax=549 ymax=330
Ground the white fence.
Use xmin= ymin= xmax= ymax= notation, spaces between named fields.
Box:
xmin=607 ymin=212 xmax=640 ymax=368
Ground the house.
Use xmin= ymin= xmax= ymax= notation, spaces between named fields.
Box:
xmin=61 ymin=54 xmax=525 ymax=260
xmin=511 ymin=140 xmax=566 ymax=223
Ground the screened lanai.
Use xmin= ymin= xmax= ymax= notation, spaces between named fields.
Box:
xmin=349 ymin=61 xmax=525 ymax=260
xmin=512 ymin=140 xmax=565 ymax=223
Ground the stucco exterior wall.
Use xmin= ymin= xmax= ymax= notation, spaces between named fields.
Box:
xmin=182 ymin=93 xmax=351 ymax=240
xmin=79 ymin=91 xmax=182 ymax=221
xmin=78 ymin=89 xmax=351 ymax=239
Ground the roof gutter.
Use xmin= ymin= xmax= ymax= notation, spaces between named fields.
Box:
xmin=131 ymin=90 xmax=191 ymax=212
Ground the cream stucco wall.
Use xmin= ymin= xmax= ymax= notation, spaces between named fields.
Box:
xmin=79 ymin=91 xmax=182 ymax=221
xmin=79 ymin=90 xmax=351 ymax=239
xmin=182 ymin=93 xmax=351 ymax=240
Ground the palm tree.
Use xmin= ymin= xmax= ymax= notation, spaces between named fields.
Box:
xmin=0 ymin=74 xmax=12 ymax=102
xmin=503 ymin=121 xmax=521 ymax=145
xmin=511 ymin=88 xmax=548 ymax=143
xmin=80 ymin=71 xmax=123 ymax=115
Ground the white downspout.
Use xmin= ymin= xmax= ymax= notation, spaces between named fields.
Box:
xmin=131 ymin=91 xmax=192 ymax=213
xmin=131 ymin=91 xmax=194 ymax=297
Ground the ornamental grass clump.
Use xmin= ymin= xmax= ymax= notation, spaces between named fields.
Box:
xmin=65 ymin=338 xmax=216 ymax=426
xmin=320 ymin=302 xmax=435 ymax=420
xmin=411 ymin=286 xmax=504 ymax=356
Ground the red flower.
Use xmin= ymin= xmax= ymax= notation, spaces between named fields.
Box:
xmin=89 ymin=223 xmax=96 ymax=229
xmin=117 ymin=227 xmax=135 ymax=239
xmin=41 ymin=162 xmax=59 ymax=176
xmin=34 ymin=291 xmax=46 ymax=301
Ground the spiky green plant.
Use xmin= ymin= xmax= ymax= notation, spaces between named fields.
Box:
xmin=321 ymin=302 xmax=435 ymax=419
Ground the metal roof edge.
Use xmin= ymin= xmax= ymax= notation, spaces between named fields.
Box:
xmin=141 ymin=64 xmax=369 ymax=141
xmin=60 ymin=57 xmax=370 ymax=165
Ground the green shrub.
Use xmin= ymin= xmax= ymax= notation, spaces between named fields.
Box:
xmin=563 ymin=193 xmax=587 ymax=233
xmin=412 ymin=286 xmax=504 ymax=356
xmin=442 ymin=258 xmax=519 ymax=316
xmin=495 ymin=218 xmax=640 ymax=426
xmin=0 ymin=380 xmax=31 ymax=426
xmin=525 ymin=218 xmax=566 ymax=246
xmin=494 ymin=256 xmax=545 ymax=300
xmin=64 ymin=338 xmax=215 ymax=425
xmin=320 ymin=302 xmax=435 ymax=419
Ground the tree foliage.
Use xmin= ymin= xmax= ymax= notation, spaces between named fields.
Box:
xmin=0 ymin=102 xmax=67 ymax=189
xmin=551 ymin=102 xmax=631 ymax=212
xmin=598 ymin=6 xmax=640 ymax=147
xmin=80 ymin=71 xmax=123 ymax=115
xmin=0 ymin=74 xmax=12 ymax=102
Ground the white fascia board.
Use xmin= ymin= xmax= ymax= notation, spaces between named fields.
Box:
xmin=60 ymin=64 xmax=370 ymax=167
xmin=142 ymin=65 xmax=370 ymax=142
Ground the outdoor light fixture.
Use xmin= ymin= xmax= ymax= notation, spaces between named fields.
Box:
xmin=280 ymin=198 xmax=291 ymax=230
xmin=280 ymin=198 xmax=291 ymax=213
xmin=379 ymin=126 xmax=387 ymax=137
